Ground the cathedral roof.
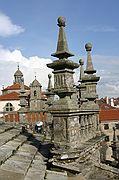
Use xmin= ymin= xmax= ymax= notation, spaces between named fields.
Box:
xmin=2 ymin=83 xmax=30 ymax=91
xmin=0 ymin=91 xmax=20 ymax=101
xmin=14 ymin=66 xmax=23 ymax=76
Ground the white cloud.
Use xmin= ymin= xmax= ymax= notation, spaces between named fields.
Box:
xmin=74 ymin=54 xmax=119 ymax=98
xmin=94 ymin=55 xmax=119 ymax=98
xmin=0 ymin=12 xmax=24 ymax=37
xmin=0 ymin=46 xmax=119 ymax=98
xmin=0 ymin=46 xmax=52 ymax=92
xmin=106 ymin=84 xmax=119 ymax=93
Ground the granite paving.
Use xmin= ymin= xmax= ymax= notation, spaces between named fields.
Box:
xmin=0 ymin=124 xmax=47 ymax=180
xmin=0 ymin=124 xmax=72 ymax=180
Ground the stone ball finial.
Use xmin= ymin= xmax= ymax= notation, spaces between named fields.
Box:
xmin=57 ymin=16 xmax=66 ymax=27
xmin=85 ymin=42 xmax=92 ymax=51
xmin=48 ymin=74 xmax=52 ymax=78
xmin=79 ymin=59 xmax=84 ymax=65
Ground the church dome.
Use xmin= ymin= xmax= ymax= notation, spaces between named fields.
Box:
xmin=31 ymin=78 xmax=42 ymax=87
xmin=14 ymin=66 xmax=23 ymax=76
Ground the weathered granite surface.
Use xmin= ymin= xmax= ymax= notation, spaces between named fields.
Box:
xmin=0 ymin=124 xmax=47 ymax=180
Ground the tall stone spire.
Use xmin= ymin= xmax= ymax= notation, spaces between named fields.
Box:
xmin=79 ymin=43 xmax=100 ymax=106
xmin=47 ymin=16 xmax=79 ymax=152
xmin=51 ymin=16 xmax=74 ymax=59
xmin=47 ymin=16 xmax=79 ymax=96
xmin=84 ymin=43 xmax=96 ymax=74
xmin=79 ymin=59 xmax=84 ymax=81
xmin=19 ymin=77 xmax=27 ymax=109
xmin=45 ymin=74 xmax=54 ymax=107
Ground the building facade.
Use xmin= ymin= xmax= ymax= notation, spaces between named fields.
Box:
xmin=99 ymin=103 xmax=119 ymax=160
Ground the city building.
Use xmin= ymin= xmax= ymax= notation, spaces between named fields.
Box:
xmin=99 ymin=102 xmax=119 ymax=161
xmin=0 ymin=66 xmax=30 ymax=115
xmin=0 ymin=66 xmax=47 ymax=119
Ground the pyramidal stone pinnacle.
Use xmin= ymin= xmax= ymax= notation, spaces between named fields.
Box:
xmin=84 ymin=43 xmax=96 ymax=74
xmin=51 ymin=16 xmax=74 ymax=59
xmin=79 ymin=59 xmax=84 ymax=81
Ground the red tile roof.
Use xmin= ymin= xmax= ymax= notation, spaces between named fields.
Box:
xmin=0 ymin=92 xmax=20 ymax=101
xmin=99 ymin=109 xmax=119 ymax=121
xmin=2 ymin=83 xmax=30 ymax=91
xmin=99 ymin=102 xmax=119 ymax=121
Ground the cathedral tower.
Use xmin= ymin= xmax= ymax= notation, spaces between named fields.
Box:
xmin=14 ymin=65 xmax=23 ymax=85
xmin=30 ymin=76 xmax=42 ymax=111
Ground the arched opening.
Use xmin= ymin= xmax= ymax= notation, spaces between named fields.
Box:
xmin=4 ymin=103 xmax=14 ymax=112
xmin=34 ymin=90 xmax=37 ymax=97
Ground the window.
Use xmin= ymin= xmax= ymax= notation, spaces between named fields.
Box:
xmin=34 ymin=90 xmax=37 ymax=96
xmin=104 ymin=124 xmax=109 ymax=130
xmin=115 ymin=123 xmax=119 ymax=129
xmin=4 ymin=103 xmax=14 ymax=112
xmin=105 ymin=136 xmax=109 ymax=142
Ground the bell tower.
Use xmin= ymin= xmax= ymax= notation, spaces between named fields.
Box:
xmin=30 ymin=76 xmax=42 ymax=111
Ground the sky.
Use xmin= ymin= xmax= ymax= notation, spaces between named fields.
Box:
xmin=0 ymin=0 xmax=119 ymax=98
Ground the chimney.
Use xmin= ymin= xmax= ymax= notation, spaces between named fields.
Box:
xmin=110 ymin=98 xmax=114 ymax=107
xmin=106 ymin=96 xmax=109 ymax=104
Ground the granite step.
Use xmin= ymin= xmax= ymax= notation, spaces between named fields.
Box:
xmin=0 ymin=128 xmax=21 ymax=147
xmin=0 ymin=133 xmax=31 ymax=165
xmin=0 ymin=141 xmax=42 ymax=179
xmin=0 ymin=124 xmax=13 ymax=134
xmin=24 ymin=152 xmax=46 ymax=180
xmin=0 ymin=125 xmax=47 ymax=180
xmin=45 ymin=170 xmax=67 ymax=180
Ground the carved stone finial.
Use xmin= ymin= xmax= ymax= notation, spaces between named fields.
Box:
xmin=48 ymin=74 xmax=52 ymax=79
xmin=79 ymin=59 xmax=84 ymax=66
xmin=57 ymin=16 xmax=66 ymax=27
xmin=84 ymin=42 xmax=96 ymax=74
xmin=79 ymin=59 xmax=84 ymax=81
xmin=51 ymin=16 xmax=74 ymax=59
xmin=48 ymin=74 xmax=52 ymax=91
xmin=85 ymin=43 xmax=92 ymax=52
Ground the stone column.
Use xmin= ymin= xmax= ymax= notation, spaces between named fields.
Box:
xmin=80 ymin=115 xmax=85 ymax=142
xmin=85 ymin=115 xmax=89 ymax=141
xmin=88 ymin=114 xmax=93 ymax=139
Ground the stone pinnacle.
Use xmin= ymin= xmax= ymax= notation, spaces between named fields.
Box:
xmin=79 ymin=59 xmax=84 ymax=81
xmin=51 ymin=16 xmax=74 ymax=59
xmin=84 ymin=42 xmax=96 ymax=74
xmin=48 ymin=74 xmax=52 ymax=91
